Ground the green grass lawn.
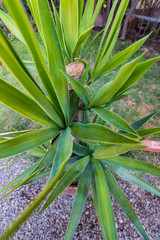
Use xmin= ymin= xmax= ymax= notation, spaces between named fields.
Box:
xmin=0 ymin=31 xmax=159 ymax=140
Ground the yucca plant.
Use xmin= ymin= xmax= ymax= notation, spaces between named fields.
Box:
xmin=0 ymin=0 xmax=160 ymax=239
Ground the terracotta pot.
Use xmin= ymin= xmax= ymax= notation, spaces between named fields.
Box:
xmin=63 ymin=185 xmax=92 ymax=197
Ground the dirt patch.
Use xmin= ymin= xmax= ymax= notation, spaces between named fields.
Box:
xmin=145 ymin=38 xmax=160 ymax=55
xmin=150 ymin=84 xmax=159 ymax=90
xmin=137 ymin=103 xmax=155 ymax=116
xmin=121 ymin=95 xmax=155 ymax=117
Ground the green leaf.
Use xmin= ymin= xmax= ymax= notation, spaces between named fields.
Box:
xmin=102 ymin=156 xmax=160 ymax=177
xmin=108 ymin=89 xmax=136 ymax=104
xmin=130 ymin=112 xmax=156 ymax=131
xmin=29 ymin=148 xmax=46 ymax=158
xmin=73 ymin=141 xmax=90 ymax=156
xmin=137 ymin=128 xmax=160 ymax=137
xmin=93 ymin=144 xmax=146 ymax=159
xmin=80 ymin=0 xmax=94 ymax=35
xmin=92 ymin=159 xmax=117 ymax=239
xmin=62 ymin=71 xmax=90 ymax=105
xmin=72 ymin=26 xmax=93 ymax=58
xmin=0 ymin=162 xmax=39 ymax=193
xmin=71 ymin=123 xmax=141 ymax=145
xmin=94 ymin=29 xmax=119 ymax=76
xmin=0 ymin=130 xmax=32 ymax=139
xmin=90 ymin=0 xmax=104 ymax=26
xmin=51 ymin=0 xmax=68 ymax=58
xmin=94 ymin=0 xmax=129 ymax=73
xmin=102 ymin=164 xmax=149 ymax=240
xmin=108 ymin=164 xmax=160 ymax=197
xmin=37 ymin=0 xmax=69 ymax=124
xmin=0 ymin=151 xmax=73 ymax=239
xmin=65 ymin=162 xmax=92 ymax=240
xmin=0 ymin=8 xmax=47 ymax=62
xmin=81 ymin=29 xmax=104 ymax=59
xmin=64 ymin=156 xmax=81 ymax=171
xmin=91 ymin=174 xmax=106 ymax=238
xmin=97 ymin=116 xmax=106 ymax=126
xmin=0 ymin=9 xmax=25 ymax=43
xmin=68 ymin=62 xmax=91 ymax=122
xmin=1 ymin=127 xmax=73 ymax=239
xmin=25 ymin=169 xmax=50 ymax=184
xmin=60 ymin=0 xmax=79 ymax=56
xmin=0 ymin=139 xmax=60 ymax=200
xmin=39 ymin=155 xmax=90 ymax=214
xmin=68 ymin=61 xmax=91 ymax=122
xmin=99 ymin=34 xmax=150 ymax=75
xmin=88 ymin=55 xmax=141 ymax=107
xmin=49 ymin=127 xmax=73 ymax=181
xmin=0 ymin=128 xmax=59 ymax=159
xmin=32 ymin=138 xmax=60 ymax=175
xmin=115 ymin=57 xmax=160 ymax=96
xmin=0 ymin=138 xmax=6 ymax=142
xmin=23 ymin=61 xmax=37 ymax=71
xmin=0 ymin=78 xmax=57 ymax=127
xmin=79 ymin=61 xmax=91 ymax=85
xmin=94 ymin=0 xmax=118 ymax=70
xmin=0 ymin=168 xmax=43 ymax=200
xmin=78 ymin=0 xmax=84 ymax=24
xmin=69 ymin=91 xmax=80 ymax=123
xmin=3 ymin=0 xmax=61 ymax=111
xmin=93 ymin=107 xmax=138 ymax=136
xmin=26 ymin=0 xmax=45 ymax=43
xmin=0 ymin=30 xmax=63 ymax=127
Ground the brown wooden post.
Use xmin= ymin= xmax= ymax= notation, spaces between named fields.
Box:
xmin=120 ymin=0 xmax=139 ymax=40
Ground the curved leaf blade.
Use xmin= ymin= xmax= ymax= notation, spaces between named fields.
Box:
xmin=0 ymin=130 xmax=32 ymax=139
xmin=94 ymin=0 xmax=129 ymax=73
xmin=72 ymin=26 xmax=93 ymax=58
xmin=99 ymin=34 xmax=150 ymax=75
xmin=0 ymin=162 xmax=38 ymax=193
xmin=0 ymin=128 xmax=59 ymax=159
xmin=3 ymin=0 xmax=61 ymax=112
xmin=102 ymin=164 xmax=149 ymax=240
xmin=62 ymin=71 xmax=90 ymax=105
xmin=108 ymin=164 xmax=160 ymax=197
xmin=89 ymin=56 xmax=141 ymax=107
xmin=115 ymin=57 xmax=160 ymax=96
xmin=37 ymin=0 xmax=69 ymax=124
xmin=0 ymin=153 xmax=71 ymax=239
xmin=0 ymin=78 xmax=57 ymax=127
xmin=80 ymin=0 xmax=94 ymax=35
xmin=93 ymin=107 xmax=138 ymax=136
xmin=0 ymin=139 xmax=60 ymax=200
xmin=130 ymin=112 xmax=156 ymax=131
xmin=65 ymin=162 xmax=92 ymax=240
xmin=102 ymin=156 xmax=160 ymax=177
xmin=93 ymin=144 xmax=146 ymax=159
xmin=137 ymin=128 xmax=160 ymax=137
xmin=71 ymin=123 xmax=141 ymax=145
xmin=0 ymin=9 xmax=25 ymax=43
xmin=73 ymin=141 xmax=90 ymax=156
xmin=0 ymin=30 xmax=63 ymax=127
xmin=60 ymin=0 xmax=79 ymax=56
xmin=49 ymin=127 xmax=73 ymax=182
xmin=39 ymin=155 xmax=90 ymax=214
xmin=93 ymin=159 xmax=117 ymax=239
xmin=91 ymin=174 xmax=106 ymax=238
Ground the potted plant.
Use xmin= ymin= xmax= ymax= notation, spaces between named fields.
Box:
xmin=0 ymin=0 xmax=160 ymax=239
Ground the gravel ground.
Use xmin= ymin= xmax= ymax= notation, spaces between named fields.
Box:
xmin=0 ymin=154 xmax=160 ymax=240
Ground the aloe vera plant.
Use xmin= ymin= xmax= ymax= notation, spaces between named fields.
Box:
xmin=0 ymin=0 xmax=160 ymax=239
